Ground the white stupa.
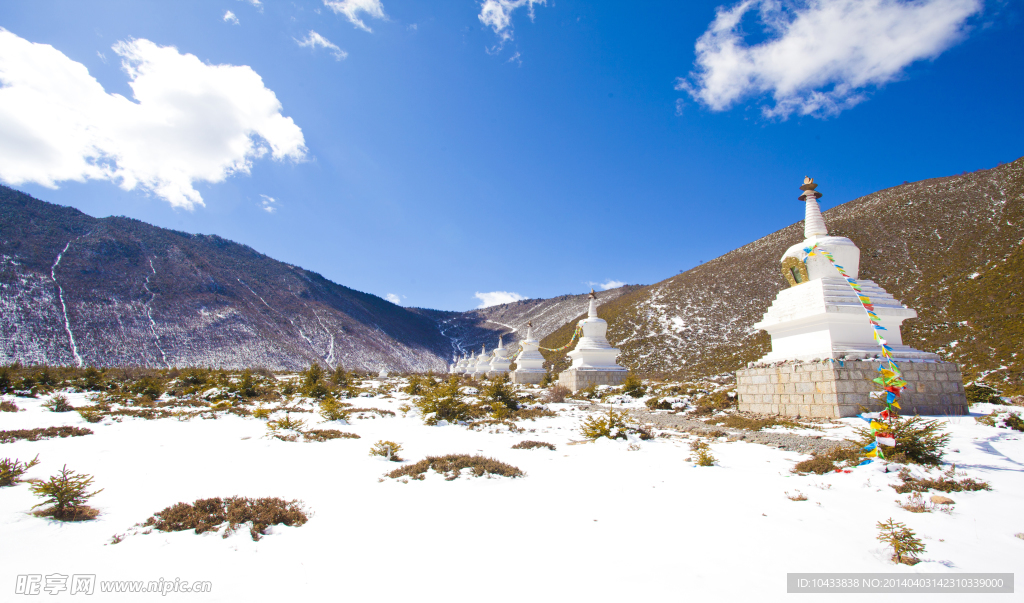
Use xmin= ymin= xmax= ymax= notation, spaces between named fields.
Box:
xmin=511 ymin=321 xmax=547 ymax=384
xmin=487 ymin=335 xmax=512 ymax=377
xmin=754 ymin=177 xmax=937 ymax=363
xmin=736 ymin=177 xmax=966 ymax=419
xmin=472 ymin=345 xmax=490 ymax=377
xmin=557 ymin=290 xmax=628 ymax=391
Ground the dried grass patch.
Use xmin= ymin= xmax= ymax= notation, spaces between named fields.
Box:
xmin=0 ymin=426 xmax=93 ymax=444
xmin=387 ymin=454 xmax=524 ymax=481
xmin=512 ymin=440 xmax=556 ymax=451
xmin=144 ymin=497 xmax=308 ymax=541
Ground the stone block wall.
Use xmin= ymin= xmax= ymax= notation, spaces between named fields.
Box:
xmin=557 ymin=369 xmax=627 ymax=392
xmin=511 ymin=372 xmax=545 ymax=385
xmin=736 ymin=360 xmax=967 ymax=418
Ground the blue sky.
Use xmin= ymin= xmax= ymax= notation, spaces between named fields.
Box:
xmin=1 ymin=0 xmax=1021 ymax=311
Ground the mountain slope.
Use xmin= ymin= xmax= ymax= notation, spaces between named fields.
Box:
xmin=542 ymin=157 xmax=1024 ymax=393
xmin=0 ymin=186 xmax=454 ymax=371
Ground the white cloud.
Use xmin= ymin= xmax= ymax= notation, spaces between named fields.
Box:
xmin=0 ymin=30 xmax=305 ymax=210
xmin=385 ymin=293 xmax=401 ymax=304
xmin=588 ymin=280 xmax=626 ymax=291
xmin=678 ymin=0 xmax=982 ymax=119
xmin=474 ymin=291 xmax=526 ymax=308
xmin=240 ymin=0 xmax=262 ymax=11
xmin=295 ymin=30 xmax=348 ymax=60
xmin=478 ymin=0 xmax=545 ymax=46
xmin=259 ymin=194 xmax=277 ymax=213
xmin=324 ymin=0 xmax=387 ymax=32
xmin=223 ymin=10 xmax=239 ymax=25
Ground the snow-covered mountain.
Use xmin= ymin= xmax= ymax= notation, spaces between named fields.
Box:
xmin=0 ymin=186 xmax=638 ymax=371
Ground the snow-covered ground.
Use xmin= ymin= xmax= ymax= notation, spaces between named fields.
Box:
xmin=1 ymin=386 xmax=1022 ymax=602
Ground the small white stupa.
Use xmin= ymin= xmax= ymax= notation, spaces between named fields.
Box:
xmin=511 ymin=321 xmax=546 ymax=384
xmin=557 ymin=290 xmax=627 ymax=391
xmin=736 ymin=177 xmax=967 ymax=418
xmin=472 ymin=345 xmax=490 ymax=377
xmin=487 ymin=335 xmax=512 ymax=377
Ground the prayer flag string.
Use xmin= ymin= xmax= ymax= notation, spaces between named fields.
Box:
xmin=802 ymin=243 xmax=904 ymax=462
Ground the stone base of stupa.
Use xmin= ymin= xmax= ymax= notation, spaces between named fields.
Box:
xmin=511 ymin=371 xmax=546 ymax=385
xmin=735 ymin=360 xmax=968 ymax=418
xmin=486 ymin=370 xmax=510 ymax=379
xmin=558 ymin=368 xmax=628 ymax=392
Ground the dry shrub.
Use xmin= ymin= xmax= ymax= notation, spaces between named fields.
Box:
xmin=645 ymin=398 xmax=673 ymax=410
xmin=303 ymin=429 xmax=360 ymax=442
xmin=512 ymin=440 xmax=556 ymax=451
xmin=688 ymin=391 xmax=736 ymax=417
xmin=1 ymin=400 xmax=20 ymax=412
xmin=512 ymin=407 xmax=556 ymax=421
xmin=145 ymin=496 xmax=308 ymax=541
xmin=0 ymin=426 xmax=93 ymax=444
xmin=543 ymin=385 xmax=571 ymax=403
xmin=785 ymin=490 xmax=808 ymax=501
xmin=708 ymin=414 xmax=803 ymax=431
xmin=387 ymin=454 xmax=524 ymax=481
xmin=791 ymin=446 xmax=862 ymax=475
xmin=348 ymin=408 xmax=396 ymax=418
xmin=896 ymin=491 xmax=930 ymax=513
xmin=891 ymin=465 xmax=990 ymax=494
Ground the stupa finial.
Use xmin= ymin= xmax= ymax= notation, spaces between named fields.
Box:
xmin=498 ymin=335 xmax=504 ymax=349
xmin=798 ymin=176 xmax=827 ymax=238
xmin=588 ymin=289 xmax=598 ymax=318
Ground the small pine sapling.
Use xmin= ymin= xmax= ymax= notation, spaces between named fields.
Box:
xmin=690 ymin=439 xmax=716 ymax=466
xmin=369 ymin=440 xmax=403 ymax=461
xmin=876 ymin=518 xmax=925 ymax=565
xmin=579 ymin=408 xmax=634 ymax=440
xmin=44 ymin=394 xmax=73 ymax=413
xmin=621 ymin=374 xmax=645 ymax=398
xmin=1 ymin=454 xmax=40 ymax=487
xmin=252 ymin=404 xmax=272 ymax=420
xmin=30 ymin=465 xmax=103 ymax=520
xmin=318 ymin=396 xmax=351 ymax=422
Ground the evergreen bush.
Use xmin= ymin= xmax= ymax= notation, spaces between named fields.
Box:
xmin=413 ymin=377 xmax=473 ymax=425
xmin=580 ymin=408 xmax=634 ymax=440
xmin=854 ymin=415 xmax=950 ymax=466
xmin=0 ymin=454 xmax=40 ymax=487
xmin=43 ymin=394 xmax=74 ymax=413
xmin=318 ymin=396 xmax=352 ymax=422
xmin=622 ymin=374 xmax=645 ymax=398
xmin=30 ymin=465 xmax=103 ymax=521
xmin=965 ymin=383 xmax=1004 ymax=405
xmin=369 ymin=440 xmax=403 ymax=461
xmin=876 ymin=518 xmax=925 ymax=565
xmin=690 ymin=439 xmax=716 ymax=466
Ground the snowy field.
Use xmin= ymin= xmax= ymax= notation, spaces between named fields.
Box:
xmin=1 ymin=382 xmax=1022 ymax=602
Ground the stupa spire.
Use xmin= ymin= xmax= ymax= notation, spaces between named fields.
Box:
xmin=799 ymin=177 xmax=828 ymax=238
xmin=587 ymin=288 xmax=598 ymax=318
xmin=526 ymin=320 xmax=533 ymax=340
